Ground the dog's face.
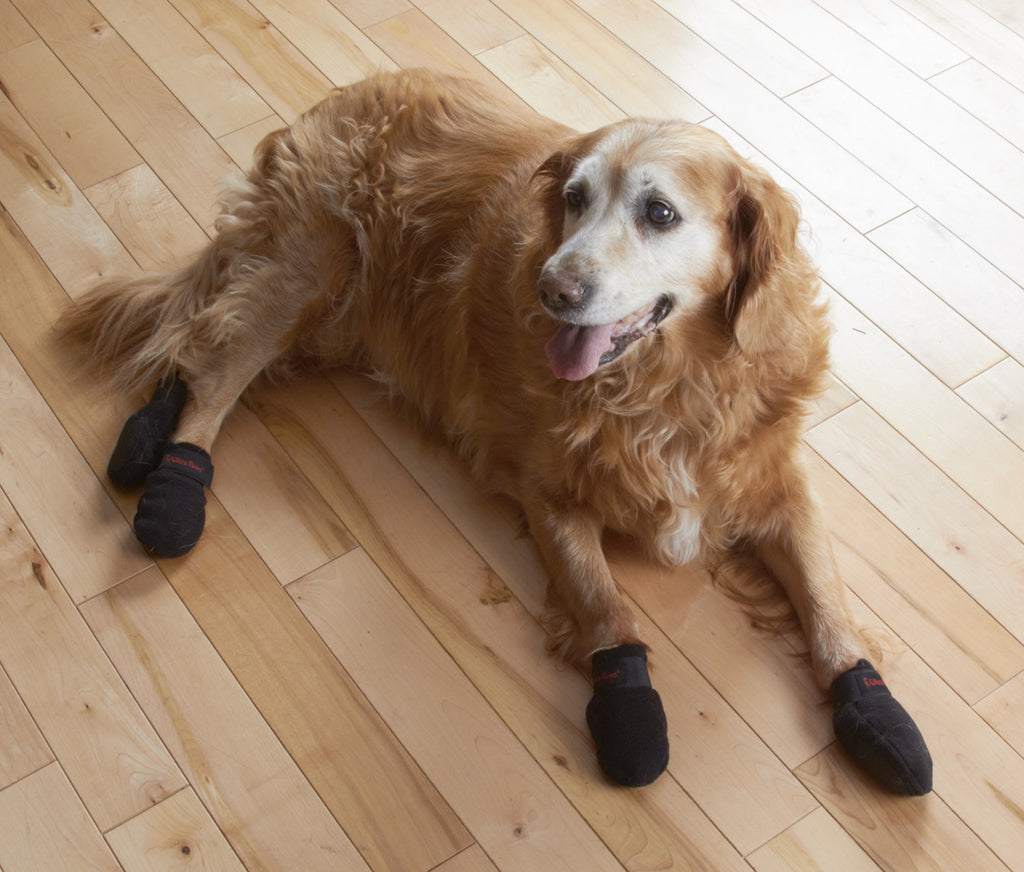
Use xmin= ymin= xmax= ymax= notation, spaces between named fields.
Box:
xmin=537 ymin=121 xmax=795 ymax=380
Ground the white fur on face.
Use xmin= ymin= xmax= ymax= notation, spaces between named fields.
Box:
xmin=540 ymin=127 xmax=727 ymax=328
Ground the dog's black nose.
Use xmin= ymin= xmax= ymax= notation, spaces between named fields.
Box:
xmin=538 ymin=272 xmax=591 ymax=311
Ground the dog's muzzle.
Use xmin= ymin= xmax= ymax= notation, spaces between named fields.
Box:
xmin=543 ymin=292 xmax=675 ymax=381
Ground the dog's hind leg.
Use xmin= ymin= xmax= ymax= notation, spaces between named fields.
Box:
xmin=107 ymin=373 xmax=190 ymax=491
xmin=129 ymin=266 xmax=302 ymax=559
xmin=524 ymin=499 xmax=670 ymax=788
xmin=130 ymin=353 xmax=276 ymax=558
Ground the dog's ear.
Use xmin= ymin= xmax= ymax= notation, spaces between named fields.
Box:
xmin=534 ymin=131 xmax=604 ymax=241
xmin=724 ymin=161 xmax=817 ymax=357
xmin=534 ymin=150 xmax=576 ymax=240
xmin=535 ymin=149 xmax=577 ymax=185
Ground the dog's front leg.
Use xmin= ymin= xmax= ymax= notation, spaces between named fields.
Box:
xmin=523 ymin=499 xmax=669 ymax=787
xmin=526 ymin=500 xmax=639 ymax=660
xmin=753 ymin=480 xmax=933 ymax=795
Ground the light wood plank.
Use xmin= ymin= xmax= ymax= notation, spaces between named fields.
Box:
xmin=105 ymin=788 xmax=246 ymax=872
xmin=0 ymin=491 xmax=184 ymax=831
xmin=743 ymin=0 xmax=1024 ymax=217
xmin=432 ymin=844 xmax=501 ymax=872
xmin=478 ymin=35 xmax=624 ymax=131
xmin=292 ymin=550 xmax=626 ymax=872
xmin=0 ymin=0 xmax=34 ymax=51
xmin=970 ymin=0 xmax=1024 ymax=38
xmin=166 ymin=0 xmax=337 ymax=121
xmin=0 ymin=334 xmax=151 ymax=601
xmin=804 ymin=447 xmax=1024 ymax=705
xmin=930 ymin=58 xmax=1024 ymax=149
xmin=823 ymin=293 xmax=1024 ymax=545
xmin=0 ymin=100 xmax=138 ymax=295
xmin=798 ymin=613 xmax=1024 ymax=872
xmin=82 ymin=567 xmax=373 ymax=872
xmin=247 ymin=0 xmax=398 ymax=86
xmin=365 ymin=7 xmax=518 ymax=96
xmin=892 ymin=0 xmax=1024 ymax=93
xmin=654 ymin=0 xmax=828 ymax=97
xmin=325 ymin=0 xmax=411 ymax=29
xmin=747 ymin=807 xmax=882 ymax=872
xmin=809 ymin=202 xmax=1002 ymax=390
xmin=0 ymin=212 xmax=143 ymax=529
xmin=327 ymin=373 xmax=814 ymax=858
xmin=957 ymin=357 xmax=1024 ymax=449
xmin=0 ymin=764 xmax=122 ymax=872
xmin=787 ymin=74 xmax=1024 ymax=286
xmin=797 ymin=746 xmax=1011 ymax=872
xmin=216 ymin=114 xmax=285 ymax=168
xmin=810 ymin=0 xmax=967 ymax=77
xmin=805 ymin=375 xmax=858 ymax=429
xmin=975 ymin=670 xmax=1024 ymax=758
xmin=607 ymin=535 xmax=833 ymax=773
xmin=0 ymin=38 xmax=140 ymax=188
xmin=86 ymin=164 xmax=210 ymax=271
xmin=574 ymin=0 xmax=912 ymax=232
xmin=416 ymin=0 xmax=524 ymax=55
xmin=867 ymin=208 xmax=1024 ymax=366
xmin=88 ymin=0 xmax=272 ymax=138
xmin=0 ymin=665 xmax=52 ymax=789
xmin=214 ymin=399 xmax=357 ymax=583
xmin=491 ymin=0 xmax=709 ymax=120
xmin=155 ymin=494 xmax=471 ymax=872
xmin=807 ymin=401 xmax=1024 ymax=644
xmin=16 ymin=0 xmax=238 ymax=227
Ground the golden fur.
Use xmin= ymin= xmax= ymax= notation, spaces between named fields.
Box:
xmin=61 ymin=69 xmax=868 ymax=687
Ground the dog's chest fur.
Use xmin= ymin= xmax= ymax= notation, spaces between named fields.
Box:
xmin=547 ymin=400 xmax=707 ymax=567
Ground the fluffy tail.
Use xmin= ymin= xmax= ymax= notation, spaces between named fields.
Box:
xmin=59 ymin=244 xmax=221 ymax=394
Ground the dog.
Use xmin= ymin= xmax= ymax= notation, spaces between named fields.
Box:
xmin=61 ymin=69 xmax=931 ymax=793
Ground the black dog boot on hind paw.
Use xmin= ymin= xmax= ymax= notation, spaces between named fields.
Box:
xmin=830 ymin=660 xmax=933 ymax=796
xmin=134 ymin=442 xmax=213 ymax=559
xmin=585 ymin=644 xmax=669 ymax=787
xmin=108 ymin=375 xmax=188 ymax=490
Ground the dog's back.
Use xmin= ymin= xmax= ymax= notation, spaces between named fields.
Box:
xmin=62 ymin=72 xmax=567 ymax=436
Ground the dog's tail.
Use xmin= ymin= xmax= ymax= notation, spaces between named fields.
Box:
xmin=59 ymin=243 xmax=225 ymax=394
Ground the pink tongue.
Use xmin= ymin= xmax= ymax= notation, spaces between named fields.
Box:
xmin=545 ymin=322 xmax=616 ymax=380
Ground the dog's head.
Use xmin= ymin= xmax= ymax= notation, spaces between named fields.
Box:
xmin=535 ymin=121 xmax=812 ymax=380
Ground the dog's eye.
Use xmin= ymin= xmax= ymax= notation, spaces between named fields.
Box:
xmin=565 ymin=188 xmax=584 ymax=211
xmin=647 ymin=200 xmax=676 ymax=225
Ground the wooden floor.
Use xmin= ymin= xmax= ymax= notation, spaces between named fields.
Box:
xmin=1 ymin=0 xmax=1023 ymax=869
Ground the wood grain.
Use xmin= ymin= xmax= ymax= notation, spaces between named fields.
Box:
xmin=0 ymin=666 xmax=52 ymax=789
xmin=105 ymin=788 xmax=248 ymax=872
xmin=0 ymin=493 xmax=183 ymax=831
xmin=0 ymin=38 xmax=140 ymax=188
xmin=0 ymin=764 xmax=122 ymax=872
xmin=82 ymin=567 xmax=372 ymax=872
xmin=156 ymin=494 xmax=471 ymax=872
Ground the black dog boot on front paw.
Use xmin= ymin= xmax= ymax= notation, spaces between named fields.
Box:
xmin=108 ymin=374 xmax=188 ymax=490
xmin=585 ymin=644 xmax=669 ymax=787
xmin=830 ymin=659 xmax=933 ymax=796
xmin=134 ymin=442 xmax=213 ymax=559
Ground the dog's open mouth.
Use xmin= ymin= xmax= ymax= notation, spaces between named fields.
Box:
xmin=545 ymin=295 xmax=674 ymax=381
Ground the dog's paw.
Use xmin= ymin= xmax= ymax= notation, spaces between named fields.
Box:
xmin=830 ymin=660 xmax=933 ymax=796
xmin=108 ymin=375 xmax=188 ymax=490
xmin=585 ymin=644 xmax=669 ymax=787
xmin=134 ymin=443 xmax=213 ymax=558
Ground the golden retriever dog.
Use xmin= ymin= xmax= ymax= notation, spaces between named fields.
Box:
xmin=62 ymin=69 xmax=931 ymax=792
